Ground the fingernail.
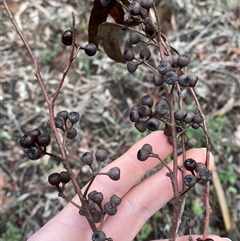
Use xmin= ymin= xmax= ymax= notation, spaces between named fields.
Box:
xmin=201 ymin=148 xmax=214 ymax=162
xmin=222 ymin=238 xmax=232 ymax=241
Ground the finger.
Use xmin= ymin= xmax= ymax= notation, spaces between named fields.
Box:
xmin=151 ymin=234 xmax=227 ymax=241
xmin=102 ymin=148 xmax=214 ymax=240
xmin=28 ymin=131 xmax=172 ymax=241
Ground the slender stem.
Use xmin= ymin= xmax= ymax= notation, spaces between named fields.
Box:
xmin=51 ymin=14 xmax=81 ymax=103
xmin=83 ymin=175 xmax=96 ymax=198
xmin=2 ymin=1 xmax=97 ymax=232
xmin=152 ymin=154 xmax=172 ymax=173
xmin=188 ymin=87 xmax=212 ymax=239
xmin=164 ymin=85 xmax=183 ymax=241
xmin=58 ymin=192 xmax=82 ymax=209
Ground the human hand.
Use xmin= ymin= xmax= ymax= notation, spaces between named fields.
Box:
xmin=28 ymin=131 xmax=230 ymax=241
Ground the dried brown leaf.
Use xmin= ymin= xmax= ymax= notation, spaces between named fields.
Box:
xmin=97 ymin=22 xmax=126 ymax=63
xmin=88 ymin=0 xmax=124 ymax=46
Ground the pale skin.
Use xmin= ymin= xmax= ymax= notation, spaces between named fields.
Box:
xmin=28 ymin=131 xmax=226 ymax=241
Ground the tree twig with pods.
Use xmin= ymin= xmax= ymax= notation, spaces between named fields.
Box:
xmin=2 ymin=0 xmax=214 ymax=240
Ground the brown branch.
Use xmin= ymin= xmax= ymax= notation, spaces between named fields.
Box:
xmin=51 ymin=13 xmax=80 ymax=103
xmin=188 ymin=87 xmax=212 ymax=239
xmin=2 ymin=0 xmax=97 ymax=232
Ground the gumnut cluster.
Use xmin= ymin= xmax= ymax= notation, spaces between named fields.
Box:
xmin=79 ymin=191 xmax=121 ymax=223
xmin=80 ymin=149 xmax=120 ymax=181
xmin=183 ymin=158 xmax=213 ymax=187
xmin=79 ymin=149 xmax=121 ymax=237
xmin=120 ymin=0 xmax=198 ymax=88
xmin=119 ymin=2 xmax=202 ymax=147
xmin=19 ymin=128 xmax=51 ymax=160
xmin=52 ymin=110 xmax=80 ymax=139
xmin=61 ymin=29 xmax=97 ymax=56
xmin=48 ymin=171 xmax=71 ymax=192
xmin=129 ymin=93 xmax=203 ymax=146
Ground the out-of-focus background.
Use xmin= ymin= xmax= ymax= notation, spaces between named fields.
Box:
xmin=1 ymin=0 xmax=239 ymax=240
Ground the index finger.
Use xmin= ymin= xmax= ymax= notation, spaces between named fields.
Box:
xmin=28 ymin=131 xmax=172 ymax=240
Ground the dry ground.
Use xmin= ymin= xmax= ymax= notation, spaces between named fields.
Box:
xmin=1 ymin=0 xmax=240 ymax=240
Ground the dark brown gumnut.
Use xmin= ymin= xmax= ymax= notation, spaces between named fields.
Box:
xmin=174 ymin=109 xmax=187 ymax=120
xmin=135 ymin=120 xmax=147 ymax=132
xmin=163 ymin=71 xmax=178 ymax=85
xmin=184 ymin=174 xmax=197 ymax=187
xmin=154 ymin=98 xmax=169 ymax=117
xmin=163 ymin=55 xmax=174 ymax=66
xmin=178 ymin=74 xmax=191 ymax=87
xmin=186 ymin=138 xmax=197 ymax=148
xmin=129 ymin=109 xmax=140 ymax=122
xmin=144 ymin=23 xmax=155 ymax=37
xmin=177 ymin=54 xmax=191 ymax=67
xmin=88 ymin=190 xmax=98 ymax=200
xmin=59 ymin=171 xmax=70 ymax=183
xmin=146 ymin=118 xmax=159 ymax=131
xmin=138 ymin=105 xmax=152 ymax=117
xmin=191 ymin=123 xmax=200 ymax=129
xmin=137 ymin=148 xmax=149 ymax=161
xmin=130 ymin=32 xmax=141 ymax=44
xmin=163 ymin=125 xmax=172 ymax=136
xmin=127 ymin=61 xmax=138 ymax=73
xmin=81 ymin=152 xmax=94 ymax=165
xmin=27 ymin=128 xmax=41 ymax=139
xmin=139 ymin=48 xmax=151 ymax=60
xmin=141 ymin=0 xmax=153 ymax=9
xmin=95 ymin=149 xmax=108 ymax=162
xmin=195 ymin=162 xmax=206 ymax=173
xmin=183 ymin=112 xmax=195 ymax=123
xmin=184 ymin=158 xmax=197 ymax=171
xmin=123 ymin=49 xmax=135 ymax=61
xmin=87 ymin=199 xmax=96 ymax=211
xmin=27 ymin=146 xmax=43 ymax=160
xmin=48 ymin=172 xmax=61 ymax=186
xmin=185 ymin=218 xmax=197 ymax=228
xmin=168 ymin=135 xmax=173 ymax=145
xmin=104 ymin=201 xmax=117 ymax=215
xmin=68 ymin=111 xmax=80 ymax=124
xmin=92 ymin=210 xmax=102 ymax=223
xmin=199 ymin=169 xmax=213 ymax=182
xmin=172 ymin=55 xmax=179 ymax=67
xmin=37 ymin=133 xmax=51 ymax=147
xmin=90 ymin=191 xmax=104 ymax=204
xmin=54 ymin=116 xmax=65 ymax=128
xmin=158 ymin=60 xmax=172 ymax=74
xmin=141 ymin=143 xmax=152 ymax=153
xmin=84 ymin=43 xmax=97 ymax=56
xmin=141 ymin=95 xmax=153 ymax=107
xmin=193 ymin=113 xmax=204 ymax=124
xmin=66 ymin=127 xmax=77 ymax=139
xmin=128 ymin=1 xmax=141 ymax=15
xmin=57 ymin=110 xmax=69 ymax=121
xmin=92 ymin=230 xmax=107 ymax=241
xmin=107 ymin=167 xmax=120 ymax=180
xmin=79 ymin=208 xmax=85 ymax=216
xmin=153 ymin=74 xmax=164 ymax=86
xmin=20 ymin=134 xmax=36 ymax=148
xmin=61 ymin=29 xmax=73 ymax=46
xmin=110 ymin=194 xmax=122 ymax=206
xmin=100 ymin=0 xmax=111 ymax=7
xmin=123 ymin=13 xmax=136 ymax=27
xmin=188 ymin=75 xmax=198 ymax=87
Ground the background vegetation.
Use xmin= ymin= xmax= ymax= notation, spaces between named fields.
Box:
xmin=1 ymin=0 xmax=239 ymax=240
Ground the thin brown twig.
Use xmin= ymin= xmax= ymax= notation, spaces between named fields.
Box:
xmin=2 ymin=0 xmax=97 ymax=232
xmin=188 ymin=87 xmax=212 ymax=239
